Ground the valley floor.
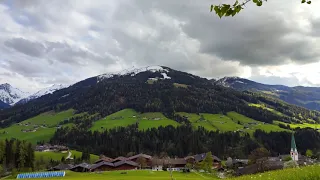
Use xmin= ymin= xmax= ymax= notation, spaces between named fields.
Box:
xmin=5 ymin=165 xmax=320 ymax=180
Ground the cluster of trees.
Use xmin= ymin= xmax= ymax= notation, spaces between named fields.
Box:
xmin=50 ymin=124 xmax=258 ymax=159
xmin=50 ymin=124 xmax=320 ymax=160
xmin=254 ymin=129 xmax=320 ymax=156
xmin=0 ymin=139 xmax=34 ymax=175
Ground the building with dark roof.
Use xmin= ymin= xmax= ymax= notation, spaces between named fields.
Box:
xmin=70 ymin=163 xmax=92 ymax=172
xmin=113 ymin=160 xmax=139 ymax=170
xmin=51 ymin=164 xmax=74 ymax=171
xmin=90 ymin=161 xmax=115 ymax=172
xmin=110 ymin=156 xmax=128 ymax=163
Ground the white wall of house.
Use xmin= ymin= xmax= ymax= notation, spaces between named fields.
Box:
xmin=152 ymin=165 xmax=163 ymax=171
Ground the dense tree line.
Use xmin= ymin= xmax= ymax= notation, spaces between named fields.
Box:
xmin=50 ymin=125 xmax=320 ymax=160
xmin=254 ymin=129 xmax=320 ymax=156
xmin=50 ymin=124 xmax=258 ymax=159
xmin=0 ymin=139 xmax=34 ymax=173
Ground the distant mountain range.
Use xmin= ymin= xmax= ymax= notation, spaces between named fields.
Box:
xmin=0 ymin=83 xmax=67 ymax=109
xmin=215 ymin=77 xmax=320 ymax=111
xmin=1 ymin=67 xmax=320 ymax=113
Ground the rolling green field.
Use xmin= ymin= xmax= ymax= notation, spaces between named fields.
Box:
xmin=35 ymin=150 xmax=99 ymax=163
xmin=274 ymin=121 xmax=320 ymax=131
xmin=0 ymin=109 xmax=76 ymax=144
xmin=91 ymin=109 xmax=179 ymax=131
xmin=248 ymin=103 xmax=285 ymax=117
xmin=177 ymin=112 xmax=286 ymax=134
xmin=90 ymin=109 xmax=138 ymax=132
xmin=229 ymin=165 xmax=320 ymax=180
xmin=227 ymin=112 xmax=288 ymax=134
xmin=138 ymin=112 xmax=179 ymax=130
xmin=7 ymin=165 xmax=320 ymax=180
xmin=9 ymin=170 xmax=217 ymax=180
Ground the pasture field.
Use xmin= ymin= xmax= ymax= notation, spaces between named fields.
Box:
xmin=138 ymin=112 xmax=180 ymax=130
xmin=176 ymin=112 xmax=218 ymax=131
xmin=177 ymin=112 xmax=286 ymax=134
xmin=35 ymin=150 xmax=99 ymax=163
xmin=0 ymin=109 xmax=76 ymax=144
xmin=274 ymin=121 xmax=320 ymax=131
xmin=91 ymin=109 xmax=179 ymax=131
xmin=229 ymin=165 xmax=320 ymax=180
xmin=8 ymin=170 xmax=218 ymax=180
xmin=90 ymin=109 xmax=138 ymax=132
xmin=248 ymin=103 xmax=285 ymax=117
xmin=7 ymin=165 xmax=320 ymax=180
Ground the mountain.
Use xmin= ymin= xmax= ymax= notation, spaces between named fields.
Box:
xmin=1 ymin=65 xmax=319 ymax=129
xmin=216 ymin=77 xmax=320 ymax=111
xmin=17 ymin=84 xmax=68 ymax=104
xmin=0 ymin=83 xmax=30 ymax=106
xmin=0 ymin=100 xmax=10 ymax=109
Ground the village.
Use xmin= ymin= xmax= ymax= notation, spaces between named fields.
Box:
xmin=39 ymin=135 xmax=317 ymax=177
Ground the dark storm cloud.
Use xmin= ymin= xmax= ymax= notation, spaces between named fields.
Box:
xmin=4 ymin=37 xmax=45 ymax=57
xmin=135 ymin=0 xmax=320 ymax=66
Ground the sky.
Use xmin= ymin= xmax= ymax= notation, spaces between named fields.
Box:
xmin=0 ymin=0 xmax=320 ymax=93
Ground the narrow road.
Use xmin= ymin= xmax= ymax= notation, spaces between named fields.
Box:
xmin=66 ymin=151 xmax=72 ymax=159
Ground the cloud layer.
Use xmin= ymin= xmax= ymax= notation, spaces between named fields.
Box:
xmin=0 ymin=0 xmax=320 ymax=92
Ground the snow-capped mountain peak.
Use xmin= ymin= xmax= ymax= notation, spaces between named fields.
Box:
xmin=31 ymin=84 xmax=67 ymax=98
xmin=98 ymin=65 xmax=170 ymax=82
xmin=0 ymin=83 xmax=30 ymax=105
xmin=16 ymin=84 xmax=68 ymax=104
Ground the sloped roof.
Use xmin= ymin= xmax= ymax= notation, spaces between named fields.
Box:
xmin=111 ymin=156 xmax=128 ymax=162
xmin=72 ymin=163 xmax=92 ymax=169
xmin=114 ymin=160 xmax=139 ymax=167
xmin=193 ymin=153 xmax=221 ymax=162
xmin=128 ymin=153 xmax=152 ymax=160
xmin=91 ymin=161 xmax=115 ymax=170
xmin=94 ymin=156 xmax=114 ymax=164
xmin=53 ymin=164 xmax=74 ymax=170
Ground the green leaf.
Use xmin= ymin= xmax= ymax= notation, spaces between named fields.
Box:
xmin=220 ymin=4 xmax=231 ymax=17
xmin=214 ymin=6 xmax=221 ymax=15
xmin=307 ymin=1 xmax=311 ymax=4
xmin=210 ymin=5 xmax=214 ymax=12
xmin=233 ymin=0 xmax=239 ymax=6
xmin=225 ymin=9 xmax=233 ymax=17
xmin=301 ymin=0 xmax=306 ymax=3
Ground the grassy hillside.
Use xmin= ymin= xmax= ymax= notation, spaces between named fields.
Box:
xmin=90 ymin=109 xmax=179 ymax=131
xmin=249 ymin=103 xmax=286 ymax=117
xmin=177 ymin=112 xmax=287 ymax=134
xmin=230 ymin=165 xmax=320 ymax=180
xmin=274 ymin=121 xmax=320 ymax=131
xmin=35 ymin=150 xmax=99 ymax=163
xmin=0 ymin=109 xmax=76 ymax=144
xmin=90 ymin=109 xmax=138 ymax=132
xmin=1 ymin=108 xmax=291 ymax=144
xmin=138 ymin=112 xmax=179 ymax=130
xmin=227 ymin=112 xmax=287 ymax=134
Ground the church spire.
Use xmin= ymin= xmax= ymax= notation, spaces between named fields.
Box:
xmin=290 ymin=133 xmax=298 ymax=161
xmin=291 ymin=133 xmax=297 ymax=151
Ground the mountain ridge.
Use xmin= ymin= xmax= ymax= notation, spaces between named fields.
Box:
xmin=0 ymin=83 xmax=30 ymax=105
xmin=216 ymin=76 xmax=320 ymax=111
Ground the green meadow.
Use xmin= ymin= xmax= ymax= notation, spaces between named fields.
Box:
xmin=35 ymin=150 xmax=99 ymax=163
xmin=0 ymin=109 xmax=76 ymax=144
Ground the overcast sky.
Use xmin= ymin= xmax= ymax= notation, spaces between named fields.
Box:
xmin=0 ymin=0 xmax=320 ymax=93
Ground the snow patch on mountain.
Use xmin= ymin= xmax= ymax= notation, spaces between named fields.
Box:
xmin=161 ymin=73 xmax=171 ymax=79
xmin=98 ymin=66 xmax=170 ymax=82
xmin=16 ymin=84 xmax=68 ymax=104
xmin=0 ymin=83 xmax=30 ymax=105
